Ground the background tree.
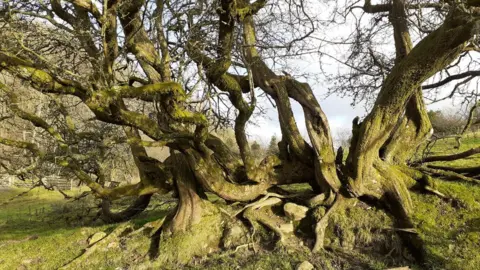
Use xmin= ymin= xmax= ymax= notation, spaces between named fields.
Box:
xmin=428 ymin=109 xmax=465 ymax=135
xmin=266 ymin=135 xmax=278 ymax=155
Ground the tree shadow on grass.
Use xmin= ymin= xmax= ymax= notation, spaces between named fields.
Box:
xmin=458 ymin=217 xmax=480 ymax=234
xmin=0 ymin=190 xmax=175 ymax=241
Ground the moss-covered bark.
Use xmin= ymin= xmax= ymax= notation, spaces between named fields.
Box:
xmin=241 ymin=14 xmax=341 ymax=194
xmin=3 ymin=0 xmax=480 ymax=266
xmin=349 ymin=8 xmax=479 ymax=195
xmin=380 ymin=0 xmax=432 ymax=164
xmin=153 ymin=154 xmax=225 ymax=263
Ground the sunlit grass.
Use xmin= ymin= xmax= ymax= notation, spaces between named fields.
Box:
xmin=410 ymin=132 xmax=480 ymax=269
xmin=0 ymin=188 xmax=171 ymax=269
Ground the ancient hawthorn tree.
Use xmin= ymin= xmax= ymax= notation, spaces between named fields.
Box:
xmin=1 ymin=0 xmax=480 ymax=264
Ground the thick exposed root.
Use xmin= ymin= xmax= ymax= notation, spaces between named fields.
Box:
xmin=413 ymin=146 xmax=480 ymax=164
xmin=152 ymin=202 xmax=225 ymax=265
xmin=422 ymin=185 xmax=446 ymax=198
xmin=148 ymin=153 xmax=226 ymax=264
xmin=184 ymin=150 xmax=271 ymax=201
xmin=383 ymin=190 xmax=425 ymax=263
xmin=425 ymin=164 xmax=480 ymax=178
xmin=372 ymin=162 xmax=426 ymax=263
xmin=233 ymin=192 xmax=304 ymax=216
xmin=312 ymin=194 xmax=344 ymax=252
xmin=420 ymin=166 xmax=480 ymax=185
xmin=165 ymin=179 xmax=203 ymax=233
xmin=243 ymin=199 xmax=296 ymax=244
xmin=382 ymin=179 xmax=425 ymax=262
xmin=101 ymin=194 xmax=152 ymax=223
xmin=396 ymin=166 xmax=447 ymax=199
xmin=307 ymin=190 xmax=336 ymax=208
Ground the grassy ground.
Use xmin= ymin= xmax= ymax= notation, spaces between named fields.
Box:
xmin=0 ymin=134 xmax=479 ymax=269
xmin=0 ymin=189 xmax=173 ymax=270
xmin=410 ymin=132 xmax=480 ymax=269
xmin=0 ymin=188 xmax=113 ymax=269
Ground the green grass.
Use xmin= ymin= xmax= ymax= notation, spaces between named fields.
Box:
xmin=0 ymin=188 xmax=172 ymax=269
xmin=0 ymin=134 xmax=479 ymax=269
xmin=411 ymin=182 xmax=480 ymax=270
xmin=409 ymin=132 xmax=480 ymax=269
xmin=0 ymin=188 xmax=112 ymax=269
xmin=416 ymin=132 xmax=480 ymax=167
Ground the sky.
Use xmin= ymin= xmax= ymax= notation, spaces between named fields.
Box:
xmin=248 ymin=94 xmax=364 ymax=145
xmin=246 ymin=77 xmax=459 ymax=146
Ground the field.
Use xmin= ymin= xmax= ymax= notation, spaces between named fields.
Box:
xmin=0 ymin=134 xmax=479 ymax=270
